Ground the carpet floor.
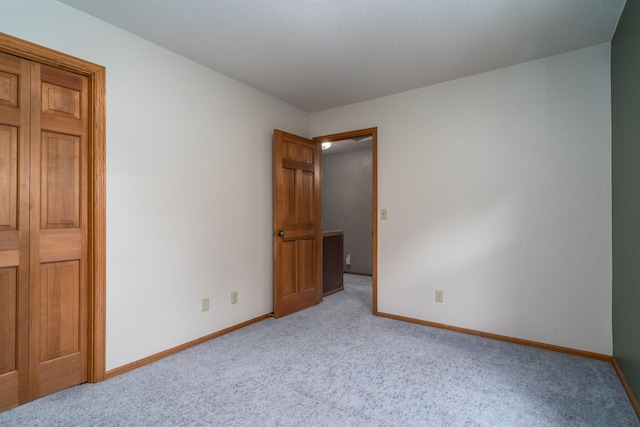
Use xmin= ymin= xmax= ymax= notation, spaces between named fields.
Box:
xmin=1 ymin=274 xmax=637 ymax=426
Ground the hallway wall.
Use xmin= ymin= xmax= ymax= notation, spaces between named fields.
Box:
xmin=322 ymin=144 xmax=373 ymax=275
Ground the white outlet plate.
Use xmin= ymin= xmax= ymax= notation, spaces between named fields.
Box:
xmin=231 ymin=291 xmax=238 ymax=304
xmin=435 ymin=290 xmax=443 ymax=303
xmin=202 ymin=297 xmax=210 ymax=312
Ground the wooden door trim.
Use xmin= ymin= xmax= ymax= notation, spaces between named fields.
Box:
xmin=0 ymin=32 xmax=106 ymax=383
xmin=313 ymin=127 xmax=378 ymax=314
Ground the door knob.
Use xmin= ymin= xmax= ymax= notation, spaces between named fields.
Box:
xmin=278 ymin=230 xmax=285 ymax=237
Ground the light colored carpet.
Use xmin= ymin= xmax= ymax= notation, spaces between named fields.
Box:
xmin=1 ymin=274 xmax=637 ymax=426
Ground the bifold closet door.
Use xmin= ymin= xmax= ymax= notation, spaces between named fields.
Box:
xmin=0 ymin=52 xmax=88 ymax=410
xmin=0 ymin=51 xmax=30 ymax=411
xmin=28 ymin=62 xmax=89 ymax=400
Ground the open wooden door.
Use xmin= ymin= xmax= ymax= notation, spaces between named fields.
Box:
xmin=273 ymin=130 xmax=322 ymax=318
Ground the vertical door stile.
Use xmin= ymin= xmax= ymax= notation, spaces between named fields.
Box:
xmin=16 ymin=55 xmax=31 ymax=407
xmin=27 ymin=61 xmax=42 ymax=399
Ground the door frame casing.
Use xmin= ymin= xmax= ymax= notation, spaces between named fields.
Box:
xmin=314 ymin=127 xmax=378 ymax=314
xmin=0 ymin=32 xmax=106 ymax=384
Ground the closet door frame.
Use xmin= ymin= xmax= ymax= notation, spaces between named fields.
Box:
xmin=0 ymin=32 xmax=106 ymax=383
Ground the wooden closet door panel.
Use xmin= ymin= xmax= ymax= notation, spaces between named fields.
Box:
xmin=0 ymin=51 xmax=30 ymax=411
xmin=29 ymin=63 xmax=88 ymax=399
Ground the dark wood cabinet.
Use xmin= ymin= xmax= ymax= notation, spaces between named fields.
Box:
xmin=323 ymin=231 xmax=344 ymax=295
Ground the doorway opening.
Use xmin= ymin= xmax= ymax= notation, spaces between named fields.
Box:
xmin=314 ymin=128 xmax=378 ymax=313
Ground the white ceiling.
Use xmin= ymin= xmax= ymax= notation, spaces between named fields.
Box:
xmin=56 ymin=0 xmax=625 ymax=113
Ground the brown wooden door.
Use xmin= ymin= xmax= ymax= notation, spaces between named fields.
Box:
xmin=0 ymin=53 xmax=88 ymax=411
xmin=273 ymin=130 xmax=322 ymax=318
xmin=28 ymin=63 xmax=88 ymax=400
xmin=0 ymin=51 xmax=30 ymax=411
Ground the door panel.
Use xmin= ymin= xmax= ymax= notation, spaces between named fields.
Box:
xmin=35 ymin=260 xmax=83 ymax=396
xmin=300 ymin=172 xmax=314 ymax=221
xmin=298 ymin=238 xmax=315 ymax=291
xmin=40 ymin=132 xmax=80 ymax=229
xmin=279 ymin=240 xmax=296 ymax=297
xmin=28 ymin=62 xmax=88 ymax=401
xmin=39 ymin=261 xmax=81 ymax=361
xmin=0 ymin=70 xmax=18 ymax=107
xmin=41 ymin=82 xmax=81 ymax=119
xmin=0 ymin=51 xmax=30 ymax=412
xmin=0 ymin=125 xmax=18 ymax=230
xmin=0 ymin=268 xmax=17 ymax=375
xmin=273 ymin=130 xmax=322 ymax=318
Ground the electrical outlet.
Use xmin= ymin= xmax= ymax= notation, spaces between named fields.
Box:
xmin=202 ymin=297 xmax=210 ymax=312
xmin=435 ymin=290 xmax=444 ymax=303
xmin=231 ymin=291 xmax=238 ymax=304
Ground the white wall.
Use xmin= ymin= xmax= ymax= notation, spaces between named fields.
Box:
xmin=2 ymin=0 xmax=310 ymax=369
xmin=312 ymin=44 xmax=612 ymax=354
xmin=2 ymin=0 xmax=613 ymax=364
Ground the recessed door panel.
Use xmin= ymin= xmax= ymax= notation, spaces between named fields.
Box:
xmin=39 ymin=261 xmax=80 ymax=362
xmin=41 ymin=82 xmax=80 ymax=120
xmin=0 ymin=70 xmax=18 ymax=108
xmin=283 ymin=168 xmax=296 ymax=223
xmin=0 ymin=262 xmax=19 ymax=413
xmin=0 ymin=125 xmax=17 ymax=231
xmin=280 ymin=241 xmax=296 ymax=297
xmin=0 ymin=267 xmax=17 ymax=375
xmin=40 ymin=132 xmax=80 ymax=230
xmin=299 ymin=171 xmax=314 ymax=222
xmin=297 ymin=239 xmax=316 ymax=292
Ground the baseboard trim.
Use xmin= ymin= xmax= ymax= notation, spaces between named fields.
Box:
xmin=105 ymin=313 xmax=271 ymax=379
xmin=343 ymin=271 xmax=372 ymax=277
xmin=380 ymin=310 xmax=640 ymax=419
xmin=613 ymin=357 xmax=640 ymax=419
xmin=375 ymin=311 xmax=611 ymax=362
xmin=323 ymin=286 xmax=344 ymax=297
xmin=98 ymin=308 xmax=640 ymax=420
